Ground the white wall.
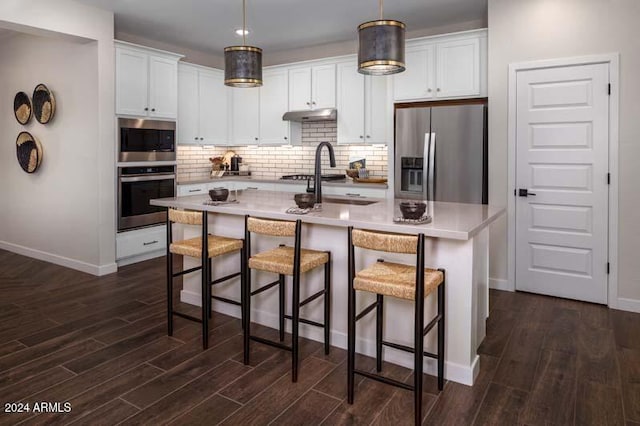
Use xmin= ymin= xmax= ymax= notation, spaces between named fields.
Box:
xmin=488 ymin=0 xmax=640 ymax=303
xmin=0 ymin=0 xmax=115 ymax=275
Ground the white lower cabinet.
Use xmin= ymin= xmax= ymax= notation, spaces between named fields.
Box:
xmin=322 ymin=186 xmax=387 ymax=198
xmin=177 ymin=183 xmax=208 ymax=196
xmin=116 ymin=225 xmax=167 ymax=262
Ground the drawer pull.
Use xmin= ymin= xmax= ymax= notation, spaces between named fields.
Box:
xmin=246 ymin=187 xmax=258 ymax=190
xmin=188 ymin=189 xmax=202 ymax=193
xmin=143 ymin=240 xmax=159 ymax=246
xmin=346 ymin=193 xmax=362 ymax=197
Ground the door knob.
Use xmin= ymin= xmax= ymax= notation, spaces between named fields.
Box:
xmin=518 ymin=188 xmax=536 ymax=197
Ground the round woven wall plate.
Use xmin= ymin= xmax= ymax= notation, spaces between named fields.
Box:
xmin=14 ymin=92 xmax=32 ymax=125
xmin=16 ymin=131 xmax=43 ymax=174
xmin=32 ymin=84 xmax=56 ymax=124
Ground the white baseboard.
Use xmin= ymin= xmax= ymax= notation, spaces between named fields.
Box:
xmin=489 ymin=277 xmax=513 ymax=292
xmin=181 ymin=289 xmax=479 ymax=386
xmin=616 ymin=297 xmax=640 ymax=314
xmin=116 ymin=250 xmax=164 ymax=267
xmin=0 ymin=240 xmax=117 ymax=277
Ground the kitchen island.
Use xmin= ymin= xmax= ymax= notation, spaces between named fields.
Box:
xmin=151 ymin=190 xmax=504 ymax=385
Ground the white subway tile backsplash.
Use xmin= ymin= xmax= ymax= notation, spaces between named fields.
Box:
xmin=177 ymin=120 xmax=388 ymax=180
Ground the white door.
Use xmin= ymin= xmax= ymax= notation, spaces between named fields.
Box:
xmin=336 ymin=61 xmax=365 ymax=144
xmin=393 ymin=44 xmax=434 ymax=101
xmin=312 ymin=64 xmax=336 ymax=109
xmin=199 ymin=69 xmax=228 ymax=145
xmin=260 ymin=68 xmax=290 ymax=145
xmin=231 ymin=87 xmax=260 ymax=145
xmin=177 ymin=64 xmax=200 ymax=144
xmin=515 ymin=63 xmax=609 ymax=304
xmin=115 ymin=47 xmax=149 ymax=117
xmin=288 ymin=67 xmax=312 ymax=110
xmin=436 ymin=38 xmax=479 ymax=98
xmin=148 ymin=55 xmax=178 ymax=119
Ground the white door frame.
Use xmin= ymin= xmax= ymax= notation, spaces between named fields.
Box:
xmin=507 ymin=53 xmax=619 ymax=308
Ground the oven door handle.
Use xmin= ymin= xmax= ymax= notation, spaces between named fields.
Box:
xmin=120 ymin=174 xmax=176 ymax=183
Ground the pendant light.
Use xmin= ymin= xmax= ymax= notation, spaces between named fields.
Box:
xmin=357 ymin=0 xmax=406 ymax=75
xmin=224 ymin=0 xmax=262 ymax=87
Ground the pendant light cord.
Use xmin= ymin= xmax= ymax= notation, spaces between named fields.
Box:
xmin=242 ymin=0 xmax=247 ymax=45
xmin=379 ymin=0 xmax=383 ymax=20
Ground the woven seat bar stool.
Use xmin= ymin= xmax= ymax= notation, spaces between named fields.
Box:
xmin=243 ymin=215 xmax=331 ymax=382
xmin=347 ymin=227 xmax=445 ymax=425
xmin=166 ymin=208 xmax=245 ymax=350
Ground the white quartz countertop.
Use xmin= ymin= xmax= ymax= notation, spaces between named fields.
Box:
xmin=177 ymin=176 xmax=388 ymax=189
xmin=151 ymin=190 xmax=504 ymax=240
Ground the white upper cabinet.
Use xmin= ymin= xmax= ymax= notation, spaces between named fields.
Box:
xmin=288 ymin=63 xmax=336 ymax=110
xmin=115 ymin=42 xmax=182 ymax=119
xmin=115 ymin=47 xmax=149 ymax=117
xmin=336 ymin=60 xmax=389 ymax=145
xmin=178 ymin=63 xmax=228 ymax=145
xmin=148 ymin=56 xmax=178 ymax=118
xmin=177 ymin=65 xmax=199 ymax=144
xmin=260 ymin=68 xmax=290 ymax=145
xmin=393 ymin=30 xmax=486 ymax=102
xmin=393 ymin=44 xmax=435 ymax=102
xmin=231 ymin=87 xmax=260 ymax=145
xmin=436 ymin=37 xmax=480 ymax=98
xmin=336 ymin=61 xmax=365 ymax=144
xmin=199 ymin=69 xmax=228 ymax=145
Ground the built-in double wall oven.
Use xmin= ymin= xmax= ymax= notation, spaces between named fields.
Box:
xmin=117 ymin=118 xmax=176 ymax=231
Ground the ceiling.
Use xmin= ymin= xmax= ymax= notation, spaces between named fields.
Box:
xmin=75 ymin=0 xmax=486 ymax=54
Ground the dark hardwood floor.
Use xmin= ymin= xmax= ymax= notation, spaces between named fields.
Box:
xmin=1 ymin=248 xmax=639 ymax=425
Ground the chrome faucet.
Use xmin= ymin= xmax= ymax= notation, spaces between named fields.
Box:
xmin=313 ymin=141 xmax=336 ymax=204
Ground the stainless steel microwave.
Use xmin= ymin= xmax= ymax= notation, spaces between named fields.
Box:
xmin=118 ymin=118 xmax=176 ymax=162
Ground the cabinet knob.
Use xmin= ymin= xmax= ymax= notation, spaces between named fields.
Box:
xmin=254 ymin=137 xmax=258 ymax=141
xmin=427 ymin=88 xmax=432 ymax=93
xmin=359 ymin=135 xmax=364 ymax=139
xmin=366 ymin=135 xmax=371 ymax=138
xmin=284 ymin=136 xmax=288 ymax=140
xmin=312 ymin=101 xmax=316 ymax=105
xmin=144 ymin=107 xmax=149 ymax=111
xmin=306 ymin=102 xmax=310 ymax=106
xmin=151 ymin=108 xmax=156 ymax=112
xmin=437 ymin=88 xmax=441 ymax=92
xmin=194 ymin=137 xmax=198 ymax=140
xmin=200 ymin=137 xmax=204 ymax=141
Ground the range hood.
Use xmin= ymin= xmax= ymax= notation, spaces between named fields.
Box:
xmin=282 ymin=108 xmax=337 ymax=122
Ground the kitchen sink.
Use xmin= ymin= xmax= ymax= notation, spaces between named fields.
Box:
xmin=321 ymin=197 xmax=379 ymax=206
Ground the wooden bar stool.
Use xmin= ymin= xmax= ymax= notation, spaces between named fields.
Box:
xmin=346 ymin=227 xmax=445 ymax=425
xmin=166 ymin=208 xmax=245 ymax=350
xmin=243 ymin=216 xmax=331 ymax=382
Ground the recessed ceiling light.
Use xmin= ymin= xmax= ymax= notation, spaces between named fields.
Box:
xmin=235 ymin=28 xmax=249 ymax=36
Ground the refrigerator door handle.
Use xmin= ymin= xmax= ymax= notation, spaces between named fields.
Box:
xmin=423 ymin=132 xmax=430 ymax=200
xmin=427 ymin=132 xmax=436 ymax=201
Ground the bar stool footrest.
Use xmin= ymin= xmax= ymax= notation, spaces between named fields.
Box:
xmin=381 ymin=340 xmax=439 ymax=360
xmin=211 ymin=295 xmax=241 ymax=306
xmin=249 ymin=335 xmax=293 ymax=352
xmin=172 ymin=311 xmax=202 ymax=323
xmin=250 ymin=279 xmax=281 ymax=296
xmin=354 ymin=369 xmax=414 ymax=391
xmin=211 ymin=271 xmax=242 ymax=286
xmin=172 ymin=265 xmax=202 ymax=278
xmin=283 ymin=314 xmax=324 ymax=328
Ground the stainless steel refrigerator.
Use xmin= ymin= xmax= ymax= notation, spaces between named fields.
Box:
xmin=394 ymin=102 xmax=488 ymax=204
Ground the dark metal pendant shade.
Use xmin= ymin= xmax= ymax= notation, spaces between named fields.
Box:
xmin=358 ymin=19 xmax=406 ymax=75
xmin=224 ymin=46 xmax=263 ymax=87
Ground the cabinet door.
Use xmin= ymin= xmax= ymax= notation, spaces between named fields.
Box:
xmin=148 ymin=55 xmax=178 ymax=119
xmin=288 ymin=67 xmax=312 ymax=110
xmin=393 ymin=44 xmax=434 ymax=101
xmin=231 ymin=87 xmax=260 ymax=145
xmin=336 ymin=61 xmax=365 ymax=144
xmin=199 ymin=70 xmax=229 ymax=145
xmin=115 ymin=47 xmax=149 ymax=117
xmin=260 ymin=68 xmax=290 ymax=145
xmin=177 ymin=65 xmax=200 ymax=144
xmin=436 ymin=38 xmax=480 ymax=98
xmin=365 ymin=75 xmax=389 ymax=144
xmin=312 ymin=64 xmax=336 ymax=109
